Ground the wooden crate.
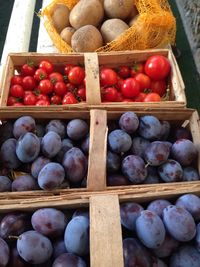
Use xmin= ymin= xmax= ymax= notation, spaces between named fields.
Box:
xmin=0 ymin=49 xmax=185 ymax=109
xmin=0 ymin=194 xmax=123 ymax=267
xmin=0 ymin=108 xmax=107 ymax=198
xmin=0 ymin=107 xmax=199 ymax=201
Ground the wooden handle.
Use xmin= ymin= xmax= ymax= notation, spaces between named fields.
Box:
xmin=84 ymin=53 xmax=101 ymax=105
xmin=87 ymin=109 xmax=107 ymax=191
xmin=90 ymin=194 xmax=123 ymax=267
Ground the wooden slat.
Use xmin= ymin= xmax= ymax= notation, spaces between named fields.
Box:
xmin=84 ymin=53 xmax=101 ymax=105
xmin=87 ymin=110 xmax=107 ymax=191
xmin=90 ymin=195 xmax=123 ymax=267
xmin=37 ymin=0 xmax=58 ymax=53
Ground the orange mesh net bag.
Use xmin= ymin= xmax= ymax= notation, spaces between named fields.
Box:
xmin=41 ymin=0 xmax=176 ymax=53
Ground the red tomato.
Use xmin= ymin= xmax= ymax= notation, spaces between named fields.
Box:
xmin=7 ymin=96 xmax=19 ymax=106
xmin=36 ymin=93 xmax=50 ymax=102
xmin=10 ymin=75 xmax=23 ymax=86
xmin=77 ymin=87 xmax=86 ymax=101
xmin=134 ymin=73 xmax=151 ymax=91
xmin=34 ymin=68 xmax=48 ymax=82
xmin=24 ymin=90 xmax=34 ymax=96
xmin=151 ymin=80 xmax=167 ymax=97
xmin=38 ymin=79 xmax=53 ymax=95
xmin=13 ymin=102 xmax=24 ymax=107
xmin=23 ymin=93 xmax=37 ymax=105
xmin=121 ymin=78 xmax=140 ymax=98
xmin=145 ymin=55 xmax=171 ymax=80
xmin=64 ymin=64 xmax=75 ymax=76
xmin=134 ymin=92 xmax=147 ymax=102
xmin=54 ymin=81 xmax=67 ymax=96
xmin=66 ymin=82 xmax=76 ymax=92
xmin=51 ymin=95 xmax=62 ymax=105
xmin=100 ymin=68 xmax=118 ymax=87
xmin=116 ymin=92 xmax=124 ymax=102
xmin=122 ymin=98 xmax=134 ymax=102
xmin=62 ymin=92 xmax=78 ymax=104
xmin=68 ymin=66 xmax=85 ymax=85
xmin=49 ymin=72 xmax=64 ymax=84
xmin=130 ymin=63 xmax=144 ymax=77
xmin=116 ymin=78 xmax=124 ymax=91
xmin=39 ymin=60 xmax=54 ymax=74
xmin=36 ymin=100 xmax=50 ymax=106
xmin=21 ymin=62 xmax=35 ymax=76
xmin=10 ymin=85 xmax=25 ymax=98
xmin=22 ymin=76 xmax=36 ymax=90
xmin=144 ymin=93 xmax=161 ymax=102
xmin=118 ymin=66 xmax=130 ymax=79
xmin=102 ymin=87 xmax=118 ymax=102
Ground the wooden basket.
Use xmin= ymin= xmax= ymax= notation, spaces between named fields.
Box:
xmin=0 ymin=107 xmax=199 ymax=201
xmin=0 ymin=49 xmax=186 ymax=109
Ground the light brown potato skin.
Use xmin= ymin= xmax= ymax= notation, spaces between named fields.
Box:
xmin=71 ymin=25 xmax=103 ymax=52
xmin=60 ymin=27 xmax=76 ymax=45
xmin=52 ymin=4 xmax=70 ymax=33
xmin=101 ymin=19 xmax=129 ymax=43
xmin=104 ymin=0 xmax=133 ymax=20
xmin=69 ymin=0 xmax=104 ymax=30
xmin=128 ymin=5 xmax=139 ymax=20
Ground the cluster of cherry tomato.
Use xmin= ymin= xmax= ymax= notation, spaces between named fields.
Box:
xmin=100 ymin=55 xmax=171 ymax=102
xmin=8 ymin=60 xmax=86 ymax=106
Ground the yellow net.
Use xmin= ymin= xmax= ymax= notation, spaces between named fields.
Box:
xmin=41 ymin=0 xmax=176 ymax=53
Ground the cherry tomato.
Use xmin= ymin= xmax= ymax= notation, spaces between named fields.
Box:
xmin=39 ymin=60 xmax=54 ymax=74
xmin=21 ymin=62 xmax=35 ymax=76
xmin=134 ymin=92 xmax=147 ymax=102
xmin=102 ymin=87 xmax=118 ymax=102
xmin=64 ymin=64 xmax=75 ymax=76
xmin=51 ymin=95 xmax=62 ymax=105
xmin=77 ymin=87 xmax=86 ymax=101
xmin=135 ymin=73 xmax=151 ymax=91
xmin=100 ymin=68 xmax=118 ymax=87
xmin=11 ymin=75 xmax=23 ymax=86
xmin=38 ymin=79 xmax=53 ymax=95
xmin=68 ymin=66 xmax=85 ymax=85
xmin=13 ymin=102 xmax=24 ymax=107
xmin=54 ymin=81 xmax=67 ymax=96
xmin=116 ymin=78 xmax=124 ymax=91
xmin=49 ymin=72 xmax=64 ymax=84
xmin=118 ymin=66 xmax=130 ymax=79
xmin=36 ymin=93 xmax=50 ymax=102
xmin=10 ymin=85 xmax=25 ymax=98
xmin=145 ymin=55 xmax=171 ymax=80
xmin=22 ymin=76 xmax=36 ymax=90
xmin=24 ymin=90 xmax=34 ymax=96
xmin=116 ymin=92 xmax=124 ymax=102
xmin=36 ymin=100 xmax=50 ymax=106
xmin=144 ymin=93 xmax=161 ymax=102
xmin=121 ymin=78 xmax=140 ymax=98
xmin=34 ymin=68 xmax=48 ymax=82
xmin=151 ymin=80 xmax=167 ymax=97
xmin=23 ymin=93 xmax=37 ymax=105
xmin=66 ymin=82 xmax=76 ymax=93
xmin=62 ymin=92 xmax=78 ymax=104
xmin=122 ymin=98 xmax=134 ymax=102
xmin=130 ymin=63 xmax=144 ymax=77
xmin=7 ymin=96 xmax=19 ymax=106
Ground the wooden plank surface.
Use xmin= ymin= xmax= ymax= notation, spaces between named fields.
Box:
xmin=90 ymin=195 xmax=123 ymax=267
xmin=87 ymin=110 xmax=107 ymax=191
xmin=37 ymin=0 xmax=58 ymax=53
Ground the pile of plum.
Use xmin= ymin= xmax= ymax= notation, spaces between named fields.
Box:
xmin=107 ymin=112 xmax=199 ymax=186
xmin=0 ymin=207 xmax=89 ymax=266
xmin=121 ymin=193 xmax=200 ymax=266
xmin=0 ymin=116 xmax=89 ymax=191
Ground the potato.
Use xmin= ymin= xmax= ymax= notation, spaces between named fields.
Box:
xmin=129 ymin=14 xmax=139 ymax=27
xmin=60 ymin=27 xmax=76 ymax=45
xmin=100 ymin=19 xmax=129 ymax=43
xmin=71 ymin=25 xmax=103 ymax=52
xmin=52 ymin=4 xmax=70 ymax=33
xmin=128 ymin=5 xmax=139 ymax=20
xmin=69 ymin=0 xmax=104 ymax=30
xmin=104 ymin=0 xmax=133 ymax=20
